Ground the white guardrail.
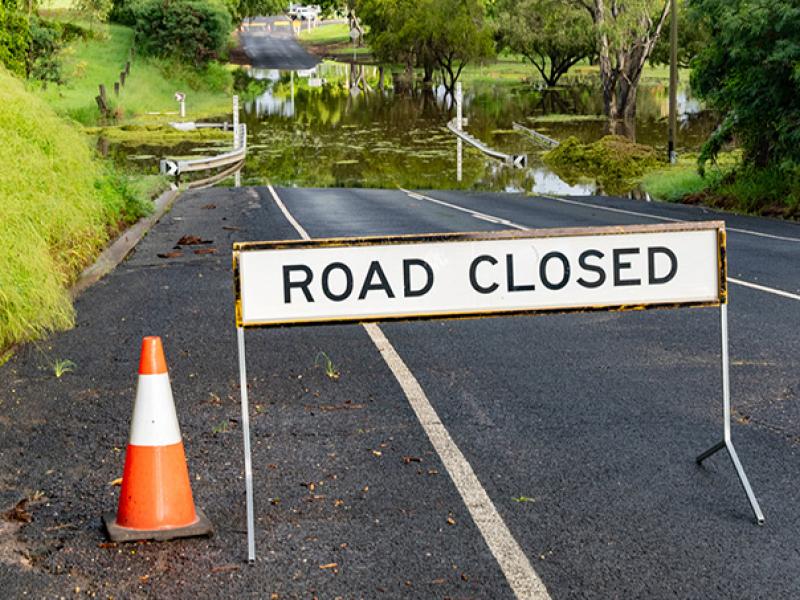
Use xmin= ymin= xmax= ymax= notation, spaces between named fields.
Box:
xmin=446 ymin=118 xmax=527 ymax=169
xmin=160 ymin=123 xmax=247 ymax=178
xmin=511 ymin=122 xmax=560 ymax=148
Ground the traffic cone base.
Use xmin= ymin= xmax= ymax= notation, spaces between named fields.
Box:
xmin=103 ymin=507 xmax=212 ymax=543
xmin=104 ymin=336 xmax=212 ymax=542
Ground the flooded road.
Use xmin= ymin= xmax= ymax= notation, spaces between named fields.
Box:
xmin=106 ymin=61 xmax=716 ymax=196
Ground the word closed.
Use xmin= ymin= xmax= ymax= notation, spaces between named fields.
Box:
xmin=234 ymin=223 xmax=724 ymax=327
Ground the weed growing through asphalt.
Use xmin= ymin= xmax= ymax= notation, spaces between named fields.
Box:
xmin=52 ymin=359 xmax=76 ymax=378
xmin=512 ymin=496 xmax=535 ymax=503
xmin=315 ymin=351 xmax=340 ymax=381
xmin=212 ymin=420 xmax=229 ymax=434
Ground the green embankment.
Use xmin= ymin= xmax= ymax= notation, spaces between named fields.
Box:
xmin=0 ymin=67 xmax=151 ymax=351
xmin=35 ymin=23 xmax=234 ymax=125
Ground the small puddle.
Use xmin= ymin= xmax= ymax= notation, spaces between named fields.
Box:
xmin=101 ymin=60 xmax=715 ymax=196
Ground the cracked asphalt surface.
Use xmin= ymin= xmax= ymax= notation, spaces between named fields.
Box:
xmin=1 ymin=186 xmax=798 ymax=598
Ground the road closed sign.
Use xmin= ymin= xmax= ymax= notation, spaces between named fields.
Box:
xmin=233 ymin=222 xmax=726 ymax=328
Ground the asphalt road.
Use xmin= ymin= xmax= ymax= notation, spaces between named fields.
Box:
xmin=1 ymin=184 xmax=798 ymax=598
xmin=239 ymin=17 xmax=320 ymax=70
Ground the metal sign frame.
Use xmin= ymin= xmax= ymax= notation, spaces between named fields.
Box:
xmin=232 ymin=221 xmax=763 ymax=563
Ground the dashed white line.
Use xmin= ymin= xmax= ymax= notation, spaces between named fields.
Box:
xmin=541 ymin=195 xmax=800 ymax=243
xmin=402 ymin=189 xmax=800 ymax=303
xmin=728 ymin=277 xmax=800 ymax=301
xmin=267 ymin=184 xmax=551 ymax=600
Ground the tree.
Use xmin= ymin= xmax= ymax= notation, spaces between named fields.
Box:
xmin=495 ymin=0 xmax=595 ymax=87
xmin=690 ymin=0 xmax=800 ymax=170
xmin=72 ymin=0 xmax=113 ymax=31
xmin=234 ymin=0 xmax=285 ymax=20
xmin=571 ymin=0 xmax=669 ymax=122
xmin=0 ymin=1 xmax=29 ymax=77
xmin=649 ymin=0 xmax=708 ymax=69
xmin=358 ymin=0 xmax=493 ymax=93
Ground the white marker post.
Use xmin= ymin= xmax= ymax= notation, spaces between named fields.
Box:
xmin=232 ymin=221 xmax=763 ymax=561
xmin=232 ymin=95 xmax=240 ymax=149
xmin=455 ymin=82 xmax=463 ymax=182
xmin=175 ymin=92 xmax=186 ymax=118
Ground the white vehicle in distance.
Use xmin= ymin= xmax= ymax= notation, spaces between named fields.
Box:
xmin=291 ymin=5 xmax=320 ymax=20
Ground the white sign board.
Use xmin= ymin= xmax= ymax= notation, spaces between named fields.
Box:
xmin=234 ymin=223 xmax=725 ymax=328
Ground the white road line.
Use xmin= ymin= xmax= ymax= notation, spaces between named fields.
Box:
xmin=267 ymin=184 xmax=310 ymax=239
xmin=400 ymin=187 xmax=526 ymax=230
xmin=364 ymin=323 xmax=550 ymax=600
xmin=403 ymin=189 xmax=800 ymax=303
xmin=541 ymin=195 xmax=800 ymax=243
xmin=728 ymin=277 xmax=800 ymax=301
xmin=267 ymin=184 xmax=550 ymax=600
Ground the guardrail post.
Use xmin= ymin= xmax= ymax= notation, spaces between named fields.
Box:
xmin=114 ymin=82 xmax=120 ymax=96
xmin=120 ymin=71 xmax=126 ymax=87
xmin=233 ymin=95 xmax=240 ymax=148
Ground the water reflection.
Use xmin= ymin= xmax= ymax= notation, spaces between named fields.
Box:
xmin=102 ymin=59 xmax=715 ymax=196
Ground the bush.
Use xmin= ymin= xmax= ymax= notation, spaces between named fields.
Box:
xmin=0 ymin=3 xmax=29 ymax=77
xmin=134 ymin=0 xmax=233 ymax=66
xmin=109 ymin=0 xmax=147 ymax=25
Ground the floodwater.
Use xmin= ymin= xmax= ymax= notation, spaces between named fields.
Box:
xmin=107 ymin=60 xmax=716 ymax=196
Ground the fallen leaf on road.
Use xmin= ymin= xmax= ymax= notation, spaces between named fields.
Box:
xmin=431 ymin=578 xmax=446 ymax=585
xmin=157 ymin=251 xmax=183 ymax=259
xmin=3 ymin=499 xmax=32 ymax=523
xmin=109 ymin=477 xmax=123 ymax=486
xmin=512 ymin=496 xmax=535 ymax=503
xmin=97 ymin=542 xmax=117 ymax=549
xmin=319 ymin=563 xmax=338 ymax=570
xmin=211 ymin=564 xmax=240 ymax=573
xmin=334 ymin=499 xmax=344 ymax=507
xmin=222 ymin=226 xmax=241 ymax=231
xmin=371 ymin=450 xmax=382 ymax=457
xmin=176 ymin=235 xmax=213 ymax=246
xmin=193 ymin=247 xmax=217 ymax=255
xmin=402 ymin=456 xmax=421 ymax=464
xmin=201 ymin=204 xmax=216 ymax=209
xmin=446 ymin=516 xmax=456 ymax=526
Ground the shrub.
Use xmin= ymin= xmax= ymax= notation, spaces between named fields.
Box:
xmin=134 ymin=0 xmax=233 ymax=66
xmin=0 ymin=3 xmax=29 ymax=77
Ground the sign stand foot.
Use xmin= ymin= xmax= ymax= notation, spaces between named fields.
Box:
xmin=696 ymin=304 xmax=764 ymax=525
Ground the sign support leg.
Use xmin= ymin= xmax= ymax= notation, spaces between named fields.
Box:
xmin=237 ymin=326 xmax=257 ymax=560
xmin=696 ymin=304 xmax=765 ymax=525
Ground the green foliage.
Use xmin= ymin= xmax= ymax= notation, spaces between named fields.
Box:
xmin=0 ymin=2 xmax=30 ymax=77
xmin=649 ymin=0 xmax=708 ymax=69
xmin=72 ymin=0 xmax=113 ymax=29
xmin=357 ymin=0 xmax=494 ymax=90
xmin=494 ymin=0 xmax=594 ymax=87
xmin=690 ymin=0 xmax=800 ymax=170
xmin=109 ymin=0 xmax=145 ymax=24
xmin=0 ymin=66 xmax=152 ymax=349
xmin=35 ymin=23 xmax=233 ymax=125
xmin=28 ymin=17 xmax=64 ymax=83
xmin=134 ymin=0 xmax=233 ymax=66
xmin=544 ymin=135 xmax=662 ymax=193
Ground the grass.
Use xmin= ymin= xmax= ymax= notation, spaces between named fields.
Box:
xmin=0 ymin=66 xmax=152 ymax=351
xmin=299 ymin=23 xmax=351 ymax=45
xmin=33 ymin=23 xmax=235 ymax=126
xmin=640 ymin=166 xmax=709 ymax=201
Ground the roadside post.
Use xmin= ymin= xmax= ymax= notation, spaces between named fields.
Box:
xmin=175 ymin=92 xmax=186 ymax=118
xmin=232 ymin=221 xmax=764 ymax=562
xmin=232 ymin=95 xmax=240 ymax=149
xmin=456 ymin=82 xmax=463 ymax=182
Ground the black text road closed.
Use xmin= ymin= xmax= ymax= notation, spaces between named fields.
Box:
xmin=233 ymin=222 xmax=726 ymax=327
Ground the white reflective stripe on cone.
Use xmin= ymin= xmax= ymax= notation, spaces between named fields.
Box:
xmin=129 ymin=373 xmax=183 ymax=446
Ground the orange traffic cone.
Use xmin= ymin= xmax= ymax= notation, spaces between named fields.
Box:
xmin=104 ymin=336 xmax=212 ymax=542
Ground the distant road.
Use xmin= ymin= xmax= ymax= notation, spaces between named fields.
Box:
xmin=238 ymin=16 xmax=320 ymax=70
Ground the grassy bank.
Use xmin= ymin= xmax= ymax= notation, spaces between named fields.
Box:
xmin=34 ymin=22 xmax=235 ymax=125
xmin=0 ymin=66 xmax=154 ymax=351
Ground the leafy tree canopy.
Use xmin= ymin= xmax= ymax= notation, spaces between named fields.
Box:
xmin=690 ymin=0 xmax=800 ymax=170
xmin=495 ymin=0 xmax=595 ymax=87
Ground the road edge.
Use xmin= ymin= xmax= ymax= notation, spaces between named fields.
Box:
xmin=71 ymin=186 xmax=181 ymax=298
